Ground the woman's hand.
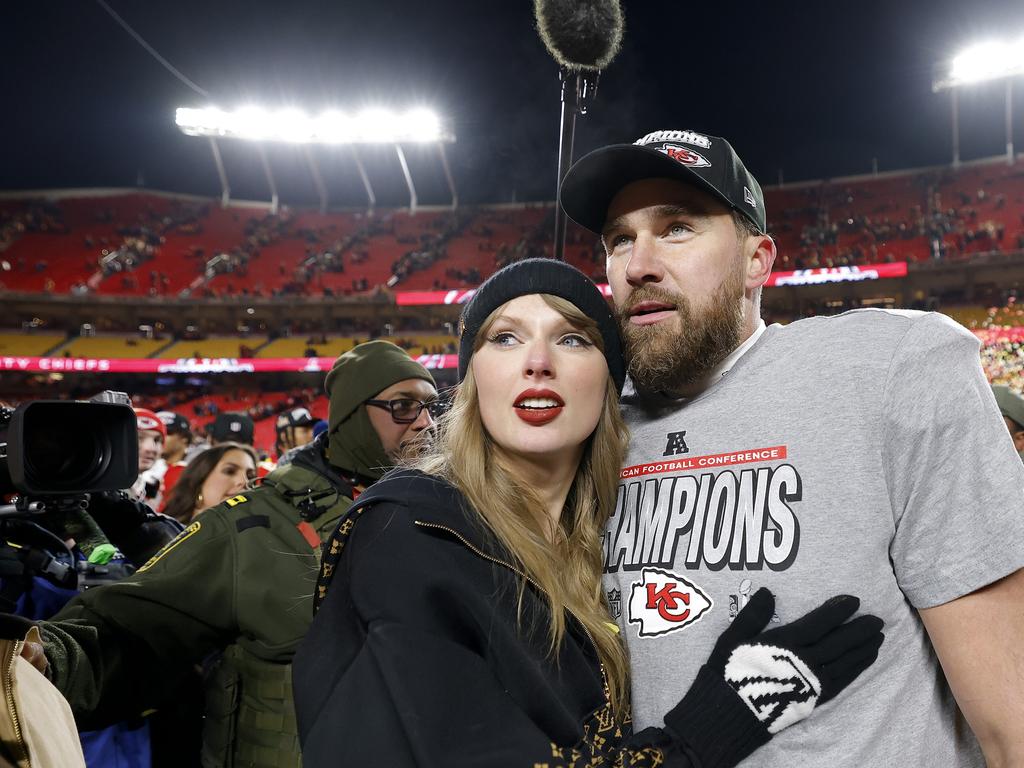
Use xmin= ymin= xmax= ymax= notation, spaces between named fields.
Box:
xmin=709 ymin=589 xmax=884 ymax=732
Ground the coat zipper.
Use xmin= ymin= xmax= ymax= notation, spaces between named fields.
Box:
xmin=413 ymin=520 xmax=611 ymax=703
xmin=5 ymin=639 xmax=30 ymax=768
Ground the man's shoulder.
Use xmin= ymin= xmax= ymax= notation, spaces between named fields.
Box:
xmin=762 ymin=309 xmax=975 ymax=361
xmin=199 ymin=485 xmax=300 ymax=532
xmin=776 ymin=308 xmax=924 ymax=339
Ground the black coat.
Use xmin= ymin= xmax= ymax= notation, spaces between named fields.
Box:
xmin=293 ymin=470 xmax=723 ymax=767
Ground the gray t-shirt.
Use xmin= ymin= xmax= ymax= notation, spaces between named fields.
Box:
xmin=604 ymin=309 xmax=1024 ymax=767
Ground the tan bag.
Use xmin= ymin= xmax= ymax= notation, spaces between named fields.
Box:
xmin=0 ymin=626 xmax=85 ymax=768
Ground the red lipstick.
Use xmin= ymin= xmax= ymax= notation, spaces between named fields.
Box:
xmin=513 ymin=388 xmax=564 ymax=426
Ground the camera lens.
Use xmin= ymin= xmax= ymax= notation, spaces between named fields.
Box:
xmin=22 ymin=404 xmax=111 ymax=492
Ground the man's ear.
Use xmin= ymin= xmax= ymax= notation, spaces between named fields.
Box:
xmin=745 ymin=233 xmax=776 ymax=290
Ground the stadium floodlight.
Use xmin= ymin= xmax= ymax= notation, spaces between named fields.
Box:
xmin=175 ymin=104 xmax=458 ymax=214
xmin=933 ymin=35 xmax=1024 ymax=166
xmin=175 ymin=106 xmax=453 ymax=144
xmin=934 ymin=38 xmax=1024 ymax=90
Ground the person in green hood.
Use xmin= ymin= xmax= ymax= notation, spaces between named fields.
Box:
xmin=18 ymin=341 xmax=437 ymax=768
xmin=992 ymin=384 xmax=1024 ymax=463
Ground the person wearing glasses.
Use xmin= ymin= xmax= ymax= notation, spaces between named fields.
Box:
xmin=20 ymin=340 xmax=437 ymax=768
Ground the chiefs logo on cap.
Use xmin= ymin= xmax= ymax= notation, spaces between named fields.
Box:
xmin=657 ymin=143 xmax=711 ymax=168
xmin=133 ymin=407 xmax=167 ymax=438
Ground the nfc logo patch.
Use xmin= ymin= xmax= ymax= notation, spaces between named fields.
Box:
xmin=628 ymin=567 xmax=713 ymax=638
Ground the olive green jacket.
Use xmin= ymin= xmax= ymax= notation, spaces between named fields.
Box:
xmin=40 ymin=441 xmax=353 ymax=768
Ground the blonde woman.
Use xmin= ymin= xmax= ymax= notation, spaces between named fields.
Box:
xmin=294 ymin=259 xmax=883 ymax=767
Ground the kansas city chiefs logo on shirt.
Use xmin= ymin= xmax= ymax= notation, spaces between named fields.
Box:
xmin=628 ymin=567 xmax=713 ymax=638
xmin=657 ymin=143 xmax=711 ymax=168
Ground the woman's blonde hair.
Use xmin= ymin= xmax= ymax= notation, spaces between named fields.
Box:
xmin=414 ymin=294 xmax=631 ymax=717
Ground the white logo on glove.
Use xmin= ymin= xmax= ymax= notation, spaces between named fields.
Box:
xmin=724 ymin=644 xmax=820 ymax=733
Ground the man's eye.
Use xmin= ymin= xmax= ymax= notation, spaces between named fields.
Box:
xmin=667 ymin=223 xmax=691 ymax=236
xmin=610 ymin=234 xmax=632 ymax=248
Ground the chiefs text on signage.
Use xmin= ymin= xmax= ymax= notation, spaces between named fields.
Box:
xmin=605 ymin=464 xmax=802 ymax=573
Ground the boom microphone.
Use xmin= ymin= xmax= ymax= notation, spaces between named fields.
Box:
xmin=534 ymin=0 xmax=624 ymax=72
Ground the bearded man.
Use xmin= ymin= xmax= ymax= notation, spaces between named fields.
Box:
xmin=559 ymin=128 xmax=1024 ymax=768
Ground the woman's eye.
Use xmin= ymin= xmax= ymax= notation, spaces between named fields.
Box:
xmin=560 ymin=334 xmax=592 ymax=348
xmin=487 ymin=331 xmax=517 ymax=346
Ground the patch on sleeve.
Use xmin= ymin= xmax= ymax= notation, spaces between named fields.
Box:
xmin=236 ymin=515 xmax=270 ymax=532
xmin=225 ymin=495 xmax=249 ymax=507
xmin=137 ymin=521 xmax=202 ymax=573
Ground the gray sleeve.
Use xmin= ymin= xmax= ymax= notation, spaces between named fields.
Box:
xmin=881 ymin=312 xmax=1024 ymax=609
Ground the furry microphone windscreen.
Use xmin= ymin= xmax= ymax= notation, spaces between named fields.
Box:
xmin=534 ymin=0 xmax=624 ymax=72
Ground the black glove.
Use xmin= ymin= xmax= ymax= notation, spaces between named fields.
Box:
xmin=86 ymin=491 xmax=184 ymax=567
xmin=664 ymin=589 xmax=884 ymax=768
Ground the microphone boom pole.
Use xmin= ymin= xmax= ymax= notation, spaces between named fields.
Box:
xmin=534 ymin=0 xmax=624 ymax=261
xmin=554 ymin=71 xmax=583 ymax=261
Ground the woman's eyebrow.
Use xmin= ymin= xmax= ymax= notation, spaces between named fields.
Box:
xmin=491 ymin=313 xmax=525 ymax=327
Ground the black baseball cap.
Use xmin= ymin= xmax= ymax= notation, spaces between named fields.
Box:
xmin=559 ymin=129 xmax=766 ymax=235
xmin=157 ymin=410 xmax=192 ymax=437
xmin=276 ymin=407 xmax=316 ymax=433
xmin=209 ymin=412 xmax=255 ymax=445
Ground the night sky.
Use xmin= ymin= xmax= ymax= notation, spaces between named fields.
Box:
xmin=5 ymin=0 xmax=1024 ymax=208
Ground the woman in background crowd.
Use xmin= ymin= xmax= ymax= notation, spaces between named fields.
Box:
xmin=161 ymin=442 xmax=257 ymax=523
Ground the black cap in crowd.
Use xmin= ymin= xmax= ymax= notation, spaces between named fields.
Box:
xmin=558 ymin=129 xmax=766 ymax=235
xmin=276 ymin=407 xmax=316 ymax=433
xmin=457 ymin=258 xmax=625 ymax=394
xmin=157 ymin=410 xmax=192 ymax=437
xmin=209 ymin=412 xmax=255 ymax=445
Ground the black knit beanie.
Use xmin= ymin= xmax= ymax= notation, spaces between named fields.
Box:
xmin=458 ymin=258 xmax=625 ymax=394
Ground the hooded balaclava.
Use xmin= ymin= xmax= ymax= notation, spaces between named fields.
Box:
xmin=324 ymin=340 xmax=436 ymax=481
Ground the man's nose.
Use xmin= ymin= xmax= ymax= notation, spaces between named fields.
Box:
xmin=409 ymin=405 xmax=434 ymax=432
xmin=624 ymin=235 xmax=665 ymax=287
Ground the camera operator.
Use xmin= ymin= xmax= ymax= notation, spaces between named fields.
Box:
xmin=25 ymin=342 xmax=438 ymax=767
xmin=0 ymin=395 xmax=185 ymax=767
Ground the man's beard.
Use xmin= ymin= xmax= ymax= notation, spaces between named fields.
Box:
xmin=616 ymin=266 xmax=745 ymax=396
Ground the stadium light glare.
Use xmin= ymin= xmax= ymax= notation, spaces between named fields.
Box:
xmin=175 ymin=106 xmax=452 ymax=144
xmin=935 ymin=36 xmax=1024 ymax=90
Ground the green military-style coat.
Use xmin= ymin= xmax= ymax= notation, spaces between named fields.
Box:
xmin=40 ymin=440 xmax=355 ymax=768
